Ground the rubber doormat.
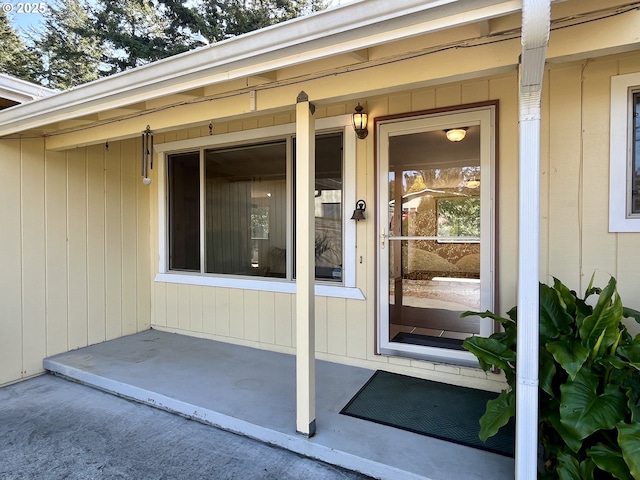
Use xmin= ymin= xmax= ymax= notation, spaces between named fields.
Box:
xmin=340 ymin=370 xmax=514 ymax=457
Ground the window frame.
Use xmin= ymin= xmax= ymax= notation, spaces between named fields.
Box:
xmin=154 ymin=115 xmax=363 ymax=300
xmin=609 ymin=72 xmax=640 ymax=232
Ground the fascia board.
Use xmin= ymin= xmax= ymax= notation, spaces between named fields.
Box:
xmin=0 ymin=74 xmax=55 ymax=103
xmin=0 ymin=0 xmax=522 ymax=137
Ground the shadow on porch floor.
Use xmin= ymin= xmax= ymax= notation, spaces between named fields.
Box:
xmin=44 ymin=329 xmax=513 ymax=480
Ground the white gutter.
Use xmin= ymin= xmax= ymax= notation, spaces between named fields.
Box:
xmin=0 ymin=0 xmax=522 ymax=136
xmin=516 ymin=0 xmax=549 ymax=479
xmin=0 ymin=73 xmax=55 ymax=104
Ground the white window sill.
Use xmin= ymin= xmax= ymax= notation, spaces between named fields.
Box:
xmin=155 ymin=273 xmax=365 ymax=300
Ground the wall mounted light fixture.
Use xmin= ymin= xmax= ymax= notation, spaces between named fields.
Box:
xmin=350 ymin=199 xmax=367 ymax=221
xmin=352 ymin=103 xmax=368 ymax=139
xmin=445 ymin=128 xmax=467 ymax=142
xmin=141 ymin=125 xmax=154 ymax=185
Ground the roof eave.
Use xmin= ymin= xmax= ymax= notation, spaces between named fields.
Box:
xmin=0 ymin=0 xmax=523 ymax=137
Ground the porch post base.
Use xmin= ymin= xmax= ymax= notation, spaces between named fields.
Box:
xmin=296 ymin=419 xmax=317 ymax=438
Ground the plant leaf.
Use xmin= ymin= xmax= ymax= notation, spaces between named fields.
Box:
xmin=623 ymin=306 xmax=640 ymax=324
xmin=540 ymin=283 xmax=573 ymax=340
xmin=626 ymin=388 xmax=640 ymax=424
xmin=546 ymin=339 xmax=589 ymax=380
xmin=560 ymin=369 xmax=627 ymax=440
xmin=461 ymin=309 xmax=513 ymax=326
xmin=580 ymin=278 xmax=624 ymax=351
xmin=478 ymin=390 xmax=514 ymax=442
xmin=549 ymin=411 xmax=583 ymax=453
xmin=553 ymin=277 xmax=578 ymax=317
xmin=618 ymin=422 xmax=640 ymax=480
xmin=618 ymin=343 xmax=640 ymax=363
xmin=557 ymin=451 xmax=582 ymax=480
xmin=540 ymin=347 xmax=557 ymax=397
xmin=587 ymin=443 xmax=633 ymax=480
xmin=462 ymin=336 xmax=515 ymax=372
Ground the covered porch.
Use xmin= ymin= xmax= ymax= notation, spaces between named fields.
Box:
xmin=44 ymin=329 xmax=513 ymax=480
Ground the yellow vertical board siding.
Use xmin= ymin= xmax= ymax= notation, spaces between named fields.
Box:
xmin=326 ymin=297 xmax=347 ymax=356
xmin=105 ymin=143 xmax=123 ymax=340
xmin=539 ymin=71 xmax=551 ymax=283
xmin=274 ymin=292 xmax=293 ymax=347
xmin=258 ymin=291 xmax=275 ymax=344
xmin=215 ymin=287 xmax=231 ymax=337
xmin=165 ymin=282 xmax=179 ymax=329
xmin=178 ymin=283 xmax=191 ymax=330
xmin=121 ymin=139 xmax=138 ymax=336
xmin=490 ymin=75 xmax=519 ymax=313
xmin=411 ymin=88 xmax=436 ymax=111
xmin=202 ymin=287 xmax=217 ymax=334
xmin=547 ymin=65 xmax=583 ymax=288
xmin=45 ymin=150 xmax=69 ymax=356
xmin=136 ymin=155 xmax=151 ymax=332
xmin=314 ymin=296 xmax=328 ymax=353
xmin=388 ymin=94 xmax=412 ymax=115
xmin=66 ymin=148 xmax=88 ymax=350
xmin=346 ymin=300 xmax=367 ymax=360
xmin=87 ymin=144 xmax=107 ymax=344
xmin=462 ymin=80 xmax=490 ymax=104
xmin=20 ymin=139 xmax=47 ymax=377
xmin=190 ymin=286 xmax=204 ymax=333
xmin=580 ymin=59 xmax=619 ymax=291
xmin=153 ymin=282 xmax=167 ymax=328
xmin=228 ymin=289 xmax=244 ymax=338
xmin=0 ymin=140 xmax=23 ymax=384
xmin=243 ymin=290 xmax=259 ymax=341
xmin=435 ymin=85 xmax=462 ymax=108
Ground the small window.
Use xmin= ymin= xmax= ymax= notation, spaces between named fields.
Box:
xmin=631 ymin=91 xmax=640 ymax=215
xmin=610 ymin=74 xmax=640 ymax=232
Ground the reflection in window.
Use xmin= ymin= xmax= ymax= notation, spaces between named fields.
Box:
xmin=294 ymin=132 xmax=344 ymax=281
xmin=632 ymin=91 xmax=640 ymax=215
xmin=168 ymin=152 xmax=200 ymax=271
xmin=205 ymin=141 xmax=287 ymax=277
xmin=436 ymin=197 xmax=480 ymax=241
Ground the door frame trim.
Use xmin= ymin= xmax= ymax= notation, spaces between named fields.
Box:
xmin=374 ymin=101 xmax=499 ymax=366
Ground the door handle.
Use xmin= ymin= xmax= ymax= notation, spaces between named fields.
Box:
xmin=380 ymin=228 xmax=386 ymax=250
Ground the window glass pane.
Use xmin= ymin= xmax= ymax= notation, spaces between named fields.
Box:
xmin=204 ymin=141 xmax=287 ymax=277
xmin=168 ymin=152 xmax=201 ymax=271
xmin=294 ymin=132 xmax=344 ymax=281
xmin=632 ymin=92 xmax=640 ymax=215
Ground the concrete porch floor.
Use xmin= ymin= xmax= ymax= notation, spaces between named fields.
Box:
xmin=44 ymin=329 xmax=514 ymax=480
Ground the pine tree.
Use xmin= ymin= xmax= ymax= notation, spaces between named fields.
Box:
xmin=32 ymin=0 xmax=102 ymax=89
xmin=0 ymin=10 xmax=41 ymax=83
xmin=93 ymin=0 xmax=194 ymax=74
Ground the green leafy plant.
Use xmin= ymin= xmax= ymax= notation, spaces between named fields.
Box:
xmin=462 ymin=275 xmax=640 ymax=479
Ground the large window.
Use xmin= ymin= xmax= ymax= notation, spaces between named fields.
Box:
xmin=166 ymin=132 xmax=343 ymax=282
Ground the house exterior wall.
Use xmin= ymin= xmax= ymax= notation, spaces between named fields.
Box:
xmin=2 ymin=31 xmax=639 ymax=389
xmin=0 ymin=138 xmax=151 ymax=386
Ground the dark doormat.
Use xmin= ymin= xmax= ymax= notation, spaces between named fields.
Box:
xmin=391 ymin=332 xmax=466 ymax=350
xmin=340 ymin=370 xmax=514 ymax=457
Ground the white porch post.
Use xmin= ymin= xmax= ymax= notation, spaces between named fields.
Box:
xmin=295 ymin=91 xmax=316 ymax=437
xmin=516 ymin=1 xmax=549 ymax=479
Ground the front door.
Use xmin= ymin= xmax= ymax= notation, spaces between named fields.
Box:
xmin=377 ymin=107 xmax=495 ymax=365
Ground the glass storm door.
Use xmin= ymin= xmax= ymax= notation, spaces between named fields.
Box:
xmin=377 ymin=109 xmax=495 ymax=365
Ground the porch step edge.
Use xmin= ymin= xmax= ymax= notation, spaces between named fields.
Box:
xmin=44 ymin=359 xmax=432 ymax=480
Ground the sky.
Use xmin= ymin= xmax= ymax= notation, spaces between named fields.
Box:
xmin=5 ymin=0 xmax=352 ymax=41
xmin=4 ymin=2 xmax=46 ymax=38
